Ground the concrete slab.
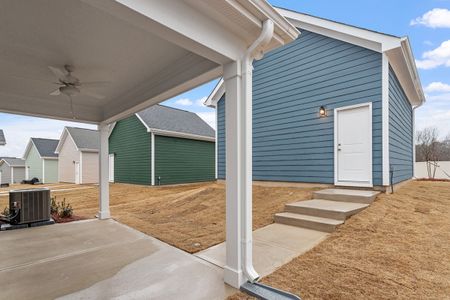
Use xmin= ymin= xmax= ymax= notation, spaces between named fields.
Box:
xmin=313 ymin=189 xmax=379 ymax=204
xmin=195 ymin=223 xmax=328 ymax=277
xmin=0 ymin=219 xmax=236 ymax=300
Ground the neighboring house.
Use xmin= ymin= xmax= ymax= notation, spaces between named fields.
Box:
xmin=55 ymin=127 xmax=99 ymax=184
xmin=0 ymin=157 xmax=25 ymax=185
xmin=109 ymin=105 xmax=215 ymax=185
xmin=0 ymin=130 xmax=5 ymax=146
xmin=206 ymin=9 xmax=425 ymax=190
xmin=23 ymin=138 xmax=59 ymax=183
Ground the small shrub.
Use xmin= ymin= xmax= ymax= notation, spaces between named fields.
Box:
xmin=58 ymin=198 xmax=73 ymax=218
xmin=50 ymin=196 xmax=59 ymax=215
xmin=1 ymin=206 xmax=9 ymax=216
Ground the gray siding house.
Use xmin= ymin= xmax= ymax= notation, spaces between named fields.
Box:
xmin=0 ymin=158 xmax=26 ymax=185
xmin=206 ymin=9 xmax=424 ymax=189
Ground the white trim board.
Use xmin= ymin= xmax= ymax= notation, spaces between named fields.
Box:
xmin=334 ymin=102 xmax=373 ymax=188
xmin=382 ymin=53 xmax=390 ymax=186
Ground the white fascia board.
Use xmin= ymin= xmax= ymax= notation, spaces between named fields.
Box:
xmin=277 ymin=8 xmax=401 ymax=53
xmin=135 ymin=113 xmax=151 ymax=131
xmin=400 ymin=38 xmax=425 ymax=105
xmin=79 ymin=148 xmax=99 ymax=153
xmin=382 ymin=53 xmax=390 ymax=186
xmin=42 ymin=157 xmax=58 ymax=160
xmin=108 ymin=122 xmax=117 ymax=137
xmin=205 ymin=78 xmax=224 ymax=108
xmin=55 ymin=128 xmax=70 ymax=154
xmin=150 ymin=128 xmax=215 ymax=142
xmin=0 ymin=159 xmax=10 ymax=167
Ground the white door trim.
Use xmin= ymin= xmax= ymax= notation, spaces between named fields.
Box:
xmin=334 ymin=102 xmax=373 ymax=187
xmin=74 ymin=162 xmax=80 ymax=184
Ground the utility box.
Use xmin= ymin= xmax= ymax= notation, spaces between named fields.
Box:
xmin=9 ymin=188 xmax=51 ymax=224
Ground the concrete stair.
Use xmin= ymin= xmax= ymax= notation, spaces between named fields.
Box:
xmin=285 ymin=199 xmax=369 ymax=220
xmin=275 ymin=188 xmax=379 ymax=232
xmin=313 ymin=189 xmax=379 ymax=204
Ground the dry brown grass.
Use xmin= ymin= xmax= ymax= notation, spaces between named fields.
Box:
xmin=0 ymin=182 xmax=318 ymax=253
xmin=229 ymin=180 xmax=450 ymax=300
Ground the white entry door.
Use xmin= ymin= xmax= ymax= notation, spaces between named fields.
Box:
xmin=75 ymin=162 xmax=80 ymax=184
xmin=109 ymin=154 xmax=114 ymax=182
xmin=335 ymin=103 xmax=372 ymax=187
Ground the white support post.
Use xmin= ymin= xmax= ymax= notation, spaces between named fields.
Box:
xmin=223 ymin=60 xmax=244 ymax=288
xmin=98 ymin=123 xmax=111 ymax=219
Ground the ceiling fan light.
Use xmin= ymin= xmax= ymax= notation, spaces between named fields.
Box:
xmin=60 ymin=85 xmax=80 ymax=96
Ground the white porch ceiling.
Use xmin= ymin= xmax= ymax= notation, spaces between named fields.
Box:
xmin=0 ymin=0 xmax=298 ymax=124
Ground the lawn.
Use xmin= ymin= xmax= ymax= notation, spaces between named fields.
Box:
xmin=0 ymin=182 xmax=321 ymax=253
xmin=229 ymin=180 xmax=450 ymax=300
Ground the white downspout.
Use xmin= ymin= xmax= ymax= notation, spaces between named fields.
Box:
xmin=241 ymin=19 xmax=274 ymax=283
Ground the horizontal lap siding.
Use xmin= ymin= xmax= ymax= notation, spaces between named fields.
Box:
xmin=217 ymin=30 xmax=383 ymax=185
xmin=217 ymin=96 xmax=226 ymax=179
xmin=389 ymin=67 xmax=413 ymax=183
xmin=155 ymin=135 xmax=215 ymax=185
xmin=109 ymin=115 xmax=151 ymax=185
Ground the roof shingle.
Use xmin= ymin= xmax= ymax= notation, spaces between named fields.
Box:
xmin=31 ymin=138 xmax=59 ymax=158
xmin=0 ymin=130 xmax=5 ymax=145
xmin=1 ymin=157 xmax=25 ymax=167
xmin=136 ymin=105 xmax=214 ymax=138
xmin=66 ymin=127 xmax=99 ymax=151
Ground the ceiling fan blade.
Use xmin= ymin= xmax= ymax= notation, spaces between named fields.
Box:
xmin=80 ymin=88 xmax=105 ymax=99
xmin=80 ymin=81 xmax=111 ymax=88
xmin=48 ymin=66 xmax=67 ymax=79
xmin=49 ymin=88 xmax=61 ymax=96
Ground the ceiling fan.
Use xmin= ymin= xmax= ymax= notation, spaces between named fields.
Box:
xmin=49 ymin=65 xmax=108 ymax=99
xmin=48 ymin=64 xmax=109 ymax=118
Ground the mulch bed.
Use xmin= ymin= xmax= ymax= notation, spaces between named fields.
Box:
xmin=51 ymin=213 xmax=86 ymax=223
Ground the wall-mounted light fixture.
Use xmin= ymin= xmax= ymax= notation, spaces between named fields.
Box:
xmin=319 ymin=106 xmax=327 ymax=117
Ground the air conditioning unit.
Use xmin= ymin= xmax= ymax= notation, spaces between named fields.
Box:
xmin=9 ymin=188 xmax=51 ymax=225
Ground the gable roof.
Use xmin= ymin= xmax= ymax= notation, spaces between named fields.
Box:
xmin=55 ymin=127 xmax=99 ymax=154
xmin=23 ymin=138 xmax=59 ymax=159
xmin=135 ymin=105 xmax=215 ymax=141
xmin=0 ymin=129 xmax=5 ymax=145
xmin=0 ymin=157 xmax=25 ymax=167
xmin=205 ymin=7 xmax=425 ymax=108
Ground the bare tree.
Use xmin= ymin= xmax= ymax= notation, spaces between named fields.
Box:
xmin=416 ymin=127 xmax=440 ymax=178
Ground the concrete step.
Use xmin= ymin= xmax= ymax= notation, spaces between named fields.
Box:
xmin=313 ymin=189 xmax=379 ymax=204
xmin=285 ymin=199 xmax=369 ymax=220
xmin=274 ymin=212 xmax=344 ymax=233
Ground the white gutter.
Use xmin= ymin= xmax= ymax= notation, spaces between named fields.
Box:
xmin=241 ymin=19 xmax=274 ymax=283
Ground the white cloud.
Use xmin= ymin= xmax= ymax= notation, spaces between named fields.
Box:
xmin=416 ymin=40 xmax=450 ymax=69
xmin=175 ymin=98 xmax=193 ymax=106
xmin=424 ymin=82 xmax=450 ymax=93
xmin=196 ymin=112 xmax=216 ymax=130
xmin=424 ymin=40 xmax=434 ymax=46
xmin=410 ymin=8 xmax=450 ymax=28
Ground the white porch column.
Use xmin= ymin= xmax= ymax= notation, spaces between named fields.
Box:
xmin=223 ymin=60 xmax=244 ymax=288
xmin=98 ymin=123 xmax=111 ymax=219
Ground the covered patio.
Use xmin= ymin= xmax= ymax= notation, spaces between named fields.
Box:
xmin=0 ymin=0 xmax=298 ymax=289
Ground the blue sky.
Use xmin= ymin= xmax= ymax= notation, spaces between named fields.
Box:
xmin=1 ymin=0 xmax=449 ymax=157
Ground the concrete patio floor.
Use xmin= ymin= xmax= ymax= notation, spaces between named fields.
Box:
xmin=0 ymin=219 xmax=235 ymax=300
xmin=196 ymin=223 xmax=329 ymax=277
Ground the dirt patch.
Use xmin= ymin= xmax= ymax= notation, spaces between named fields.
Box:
xmin=229 ymin=180 xmax=450 ymax=300
xmin=0 ymin=182 xmax=319 ymax=253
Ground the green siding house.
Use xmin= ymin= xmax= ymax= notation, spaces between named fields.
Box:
xmin=109 ymin=105 xmax=215 ymax=185
xmin=23 ymin=138 xmax=59 ymax=183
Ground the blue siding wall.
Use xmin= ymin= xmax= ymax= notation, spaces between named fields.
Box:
xmin=217 ymin=30 xmax=383 ymax=185
xmin=389 ymin=66 xmax=413 ymax=183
